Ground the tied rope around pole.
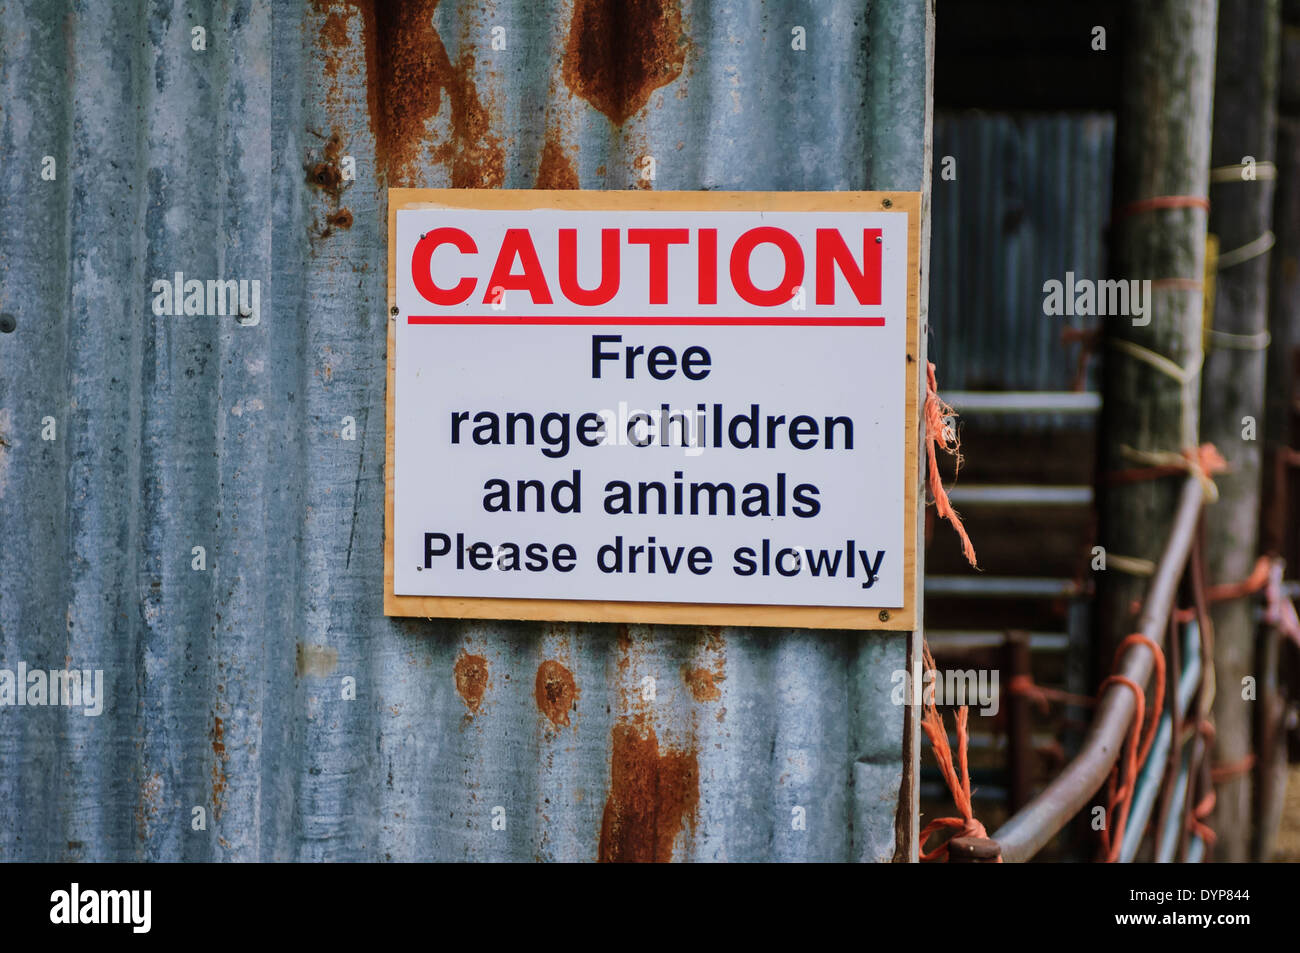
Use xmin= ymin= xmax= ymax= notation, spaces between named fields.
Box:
xmin=1191 ymin=721 xmax=1258 ymax=848
xmin=919 ymin=642 xmax=998 ymax=862
xmin=1205 ymin=554 xmax=1271 ymax=603
xmin=1097 ymin=634 xmax=1166 ymax=863
xmin=1102 ymin=336 xmax=1225 ymax=503
xmin=1170 ymin=554 xmax=1279 ymax=623
xmin=1209 ymin=160 xmax=1277 ymax=183
xmin=925 ymin=363 xmax=977 ymax=568
xmin=1180 ymin=551 xmax=1292 ymax=844
xmin=1112 ymin=194 xmax=1210 ymax=222
xmin=1210 ymin=755 xmax=1256 ymax=784
xmin=1113 ymin=443 xmax=1228 ymax=503
xmin=1007 ymin=674 xmax=1097 ymax=714
xmin=1190 ymin=721 xmax=1220 ymax=847
xmin=1189 ymin=790 xmax=1217 ymax=847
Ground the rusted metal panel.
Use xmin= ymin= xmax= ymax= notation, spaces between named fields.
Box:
xmin=0 ymin=0 xmax=931 ymax=861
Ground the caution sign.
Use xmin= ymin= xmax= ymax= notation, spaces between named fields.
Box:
xmin=385 ymin=190 xmax=920 ymax=630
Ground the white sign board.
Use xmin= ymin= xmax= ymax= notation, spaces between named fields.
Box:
xmin=385 ymin=191 xmax=919 ymax=630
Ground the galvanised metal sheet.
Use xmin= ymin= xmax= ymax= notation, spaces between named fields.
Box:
xmin=0 ymin=0 xmax=930 ymax=861
xmin=930 ymin=111 xmax=1115 ymax=421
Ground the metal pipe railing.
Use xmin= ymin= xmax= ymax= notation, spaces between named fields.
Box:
xmin=945 ymin=391 xmax=1103 ymax=415
xmin=925 ymin=576 xmax=1081 ymax=598
xmin=925 ymin=630 xmax=1070 ymax=652
xmin=991 ymin=477 xmax=1206 ymax=862
xmin=1119 ymin=622 xmax=1203 ymax=862
xmin=1156 ymin=744 xmax=1196 ymax=862
xmin=945 ymin=484 xmax=1094 ymax=506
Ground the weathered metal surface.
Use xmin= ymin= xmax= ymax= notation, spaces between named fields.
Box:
xmin=930 ymin=112 xmax=1114 ymax=423
xmin=0 ymin=0 xmax=931 ymax=861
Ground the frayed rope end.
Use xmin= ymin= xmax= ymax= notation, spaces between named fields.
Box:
xmin=925 ymin=362 xmax=978 ymax=568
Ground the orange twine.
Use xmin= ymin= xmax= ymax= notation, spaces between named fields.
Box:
xmin=1007 ymin=673 xmax=1097 ymax=714
xmin=1097 ymin=634 xmax=1165 ymax=863
xmin=1171 ymin=553 xmax=1270 ymax=623
xmin=1205 ymin=555 xmax=1271 ymax=603
xmin=1108 ymin=442 xmax=1228 ymax=489
xmin=1194 ymin=443 xmax=1230 ymax=478
xmin=1190 ymin=721 xmax=1220 ymax=847
xmin=925 ymin=363 xmax=977 ymax=568
xmin=1189 ymin=790 xmax=1217 ymax=846
xmin=919 ymin=643 xmax=999 ymax=861
xmin=1113 ymin=194 xmax=1210 ymax=222
xmin=1210 ymin=755 xmax=1255 ymax=784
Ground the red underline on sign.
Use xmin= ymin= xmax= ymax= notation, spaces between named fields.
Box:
xmin=407 ymin=316 xmax=887 ymax=326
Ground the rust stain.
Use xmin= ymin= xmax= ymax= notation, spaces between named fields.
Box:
xmin=563 ymin=0 xmax=687 ymax=126
xmin=320 ymin=10 xmax=349 ymax=77
xmin=535 ymin=659 xmax=578 ymax=726
xmin=535 ymin=131 xmax=580 ymax=189
xmin=686 ymin=628 xmax=726 ymax=706
xmin=307 ymin=129 xmax=348 ymax=201
xmin=366 ymin=0 xmax=504 ymax=187
xmin=313 ymin=1 xmax=383 ymax=157
xmin=454 ymin=650 xmax=489 ymax=714
xmin=598 ymin=719 xmax=699 ymax=862
xmin=683 ymin=665 xmax=723 ymax=702
xmin=135 ymin=772 xmax=163 ymax=842
xmin=308 ymin=159 xmax=344 ymax=194
xmin=210 ymin=714 xmax=228 ymax=822
xmin=323 ymin=132 xmax=343 ymax=163
xmin=313 ymin=1 xmax=506 ymax=188
xmin=326 ymin=208 xmax=354 ymax=229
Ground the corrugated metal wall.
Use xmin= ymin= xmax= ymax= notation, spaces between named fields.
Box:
xmin=0 ymin=0 xmax=931 ymax=860
xmin=931 ymin=112 xmax=1114 ymax=399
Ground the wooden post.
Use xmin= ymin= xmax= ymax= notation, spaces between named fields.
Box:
xmin=1098 ymin=3 xmax=1218 ymax=669
xmin=1256 ymin=0 xmax=1300 ymax=862
xmin=1004 ymin=631 xmax=1033 ymax=812
xmin=1200 ymin=0 xmax=1282 ymax=863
